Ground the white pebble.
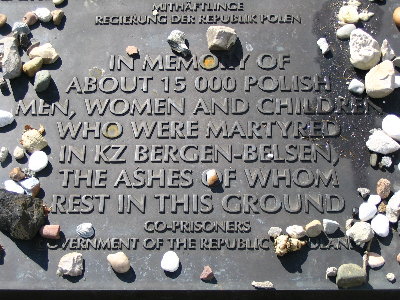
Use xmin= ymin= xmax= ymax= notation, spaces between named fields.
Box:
xmin=336 ymin=24 xmax=356 ymax=40
xmin=285 ymin=225 xmax=306 ymax=239
xmin=4 ymin=180 xmax=24 ymax=194
xmin=34 ymin=8 xmax=52 ymax=22
xmin=367 ymin=195 xmax=381 ymax=206
xmin=0 ymin=147 xmax=8 ymax=163
xmin=386 ymin=273 xmax=396 ymax=282
xmin=395 ymin=76 xmax=400 ymax=89
xmin=0 ymin=110 xmax=14 ymax=127
xmin=348 ymin=79 xmax=365 ymax=95
xmin=359 ymin=202 xmax=377 ymax=221
xmin=76 ymin=223 xmax=95 ymax=239
xmin=366 ymin=129 xmax=400 ymax=155
xmin=371 ymin=214 xmax=389 ymax=237
xmin=268 ymin=227 xmax=282 ymax=238
xmin=317 ymin=38 xmax=330 ymax=55
xmin=13 ymin=146 xmax=25 ymax=159
xmin=161 ymin=251 xmax=180 ymax=272
xmin=338 ymin=5 xmax=359 ymax=24
xmin=28 ymin=151 xmax=48 ymax=172
xmin=323 ymin=219 xmax=340 ymax=234
xmin=53 ymin=0 xmax=65 ymax=5
xmin=380 ymin=156 xmax=392 ymax=168
xmin=382 ymin=115 xmax=400 ymax=141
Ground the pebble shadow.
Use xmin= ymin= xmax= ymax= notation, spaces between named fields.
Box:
xmin=43 ymin=57 xmax=63 ymax=71
xmin=0 ymin=120 xmax=17 ymax=134
xmin=278 ymin=245 xmax=310 ymax=273
xmin=0 ymin=153 xmax=12 ymax=168
xmin=115 ymin=267 xmax=136 ymax=283
xmin=12 ymin=235 xmax=49 ymax=271
xmin=0 ymin=23 xmax=11 ymax=36
xmin=10 ymin=76 xmax=29 ymax=102
xmin=36 ymin=79 xmax=60 ymax=103
xmin=164 ymin=263 xmax=182 ymax=279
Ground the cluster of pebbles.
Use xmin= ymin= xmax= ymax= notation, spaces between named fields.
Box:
xmin=323 ymin=177 xmax=400 ymax=288
xmin=317 ymin=1 xmax=400 ymax=99
xmin=366 ymin=114 xmax=400 ymax=170
xmin=0 ymin=5 xmax=63 ymax=93
xmin=268 ymin=218 xmax=340 ymax=257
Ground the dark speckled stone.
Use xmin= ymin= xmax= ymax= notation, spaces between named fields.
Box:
xmin=0 ymin=189 xmax=45 ymax=240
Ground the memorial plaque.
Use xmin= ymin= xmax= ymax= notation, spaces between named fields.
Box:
xmin=0 ymin=0 xmax=400 ymax=292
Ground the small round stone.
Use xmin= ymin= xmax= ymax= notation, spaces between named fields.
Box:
xmin=393 ymin=7 xmax=400 ymax=27
xmin=305 ymin=220 xmax=323 ymax=237
xmin=371 ymin=214 xmax=389 ymax=237
xmin=161 ymin=251 xmax=180 ymax=272
xmin=107 ymin=252 xmax=130 ymax=273
xmin=28 ymin=150 xmax=48 ymax=172
xmin=51 ymin=9 xmax=64 ymax=26
xmin=53 ymin=0 xmax=65 ymax=5
xmin=34 ymin=70 xmax=52 ymax=92
xmin=386 ymin=273 xmax=396 ymax=283
xmin=286 ymin=225 xmax=306 ymax=239
xmin=0 ymin=14 xmax=7 ymax=27
xmin=359 ymin=202 xmax=377 ymax=221
xmin=368 ymin=252 xmax=385 ymax=269
xmin=34 ymin=8 xmax=52 ymax=22
xmin=396 ymin=253 xmax=400 ymax=263
xmin=23 ymin=11 xmax=39 ymax=26
xmin=367 ymin=195 xmax=381 ymax=206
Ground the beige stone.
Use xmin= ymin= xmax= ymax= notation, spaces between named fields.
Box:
xmin=126 ymin=46 xmax=139 ymax=56
xmin=365 ymin=60 xmax=395 ymax=99
xmin=0 ymin=14 xmax=7 ymax=27
xmin=51 ymin=9 xmax=64 ymax=26
xmin=23 ymin=57 xmax=43 ymax=77
xmin=23 ymin=12 xmax=38 ymax=26
xmin=107 ymin=252 xmax=130 ymax=273
xmin=305 ymin=220 xmax=323 ymax=237
xmin=29 ymin=43 xmax=59 ymax=64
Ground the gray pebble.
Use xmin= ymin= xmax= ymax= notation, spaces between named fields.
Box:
xmin=34 ymin=70 xmax=51 ymax=92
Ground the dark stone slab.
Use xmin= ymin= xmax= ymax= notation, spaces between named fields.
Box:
xmin=0 ymin=0 xmax=399 ymax=292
